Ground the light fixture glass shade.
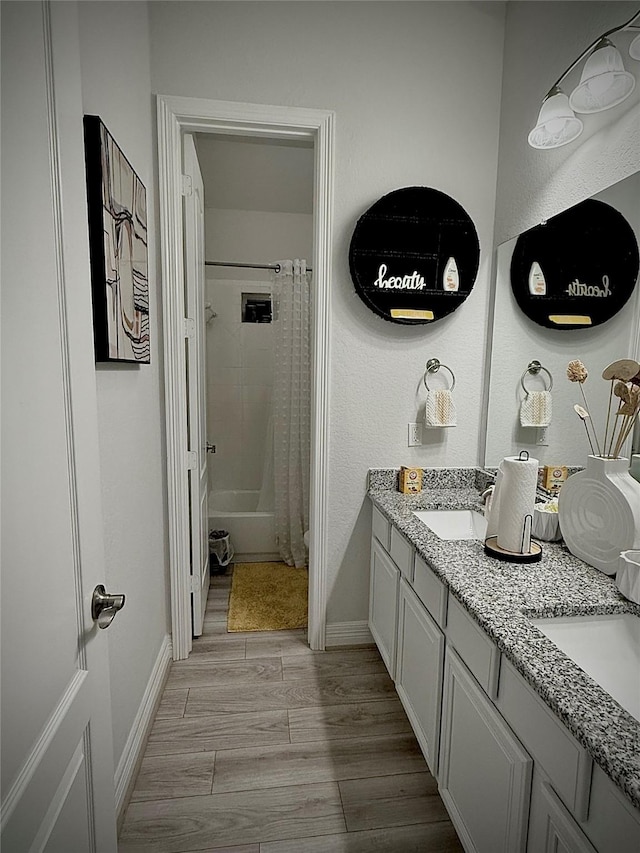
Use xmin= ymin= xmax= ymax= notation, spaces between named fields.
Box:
xmin=630 ymin=33 xmax=640 ymax=61
xmin=528 ymin=88 xmax=583 ymax=149
xmin=570 ymin=39 xmax=636 ymax=113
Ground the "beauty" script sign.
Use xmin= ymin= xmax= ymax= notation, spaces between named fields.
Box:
xmin=374 ymin=264 xmax=426 ymax=290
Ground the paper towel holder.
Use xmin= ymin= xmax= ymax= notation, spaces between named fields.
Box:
xmin=484 ymin=534 xmax=542 ymax=563
xmin=484 ymin=449 xmax=543 ymax=562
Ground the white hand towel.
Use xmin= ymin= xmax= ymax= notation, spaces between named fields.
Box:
xmin=520 ymin=391 xmax=552 ymax=427
xmin=425 ymin=389 xmax=457 ymax=428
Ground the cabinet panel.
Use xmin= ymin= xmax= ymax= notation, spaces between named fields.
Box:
xmin=447 ymin=596 xmax=500 ymax=698
xmin=369 ymin=538 xmax=400 ymax=678
xmin=413 ymin=554 xmax=447 ymax=627
xmin=528 ymin=771 xmax=597 ymax=853
xmin=372 ymin=505 xmax=390 ymax=551
xmin=439 ymin=649 xmax=532 ymax=853
xmin=396 ymin=579 xmax=445 ymax=776
xmin=497 ymin=657 xmax=591 ymax=817
xmin=390 ymin=526 xmax=414 ymax=581
xmin=581 ymin=764 xmax=640 ymax=853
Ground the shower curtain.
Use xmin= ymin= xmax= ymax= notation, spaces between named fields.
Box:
xmin=268 ymin=259 xmax=311 ymax=568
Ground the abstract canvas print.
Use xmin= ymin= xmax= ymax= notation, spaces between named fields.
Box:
xmin=84 ymin=115 xmax=150 ymax=363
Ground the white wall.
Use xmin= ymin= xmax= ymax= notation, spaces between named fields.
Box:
xmin=150 ymin=0 xmax=506 ymax=624
xmin=78 ymin=1 xmax=170 ymax=773
xmin=494 ymin=1 xmax=640 ymax=245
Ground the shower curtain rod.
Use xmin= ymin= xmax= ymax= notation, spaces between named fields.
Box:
xmin=205 ymin=260 xmax=313 ymax=272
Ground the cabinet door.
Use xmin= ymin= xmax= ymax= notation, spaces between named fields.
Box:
xmin=369 ymin=538 xmax=400 ymax=677
xmin=528 ymin=772 xmax=597 ymax=853
xmin=396 ymin=579 xmax=445 ymax=776
xmin=439 ymin=649 xmax=532 ymax=853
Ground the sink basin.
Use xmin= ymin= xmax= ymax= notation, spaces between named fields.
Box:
xmin=531 ymin=614 xmax=640 ymax=723
xmin=413 ymin=509 xmax=488 ymax=541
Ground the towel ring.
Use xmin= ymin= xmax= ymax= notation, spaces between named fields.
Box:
xmin=423 ymin=358 xmax=456 ymax=392
xmin=521 ymin=360 xmax=553 ymax=393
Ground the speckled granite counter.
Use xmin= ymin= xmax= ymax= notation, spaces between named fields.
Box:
xmin=368 ymin=467 xmax=640 ymax=811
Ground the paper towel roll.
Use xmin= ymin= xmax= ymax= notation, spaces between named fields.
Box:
xmin=486 ymin=455 xmax=539 ymax=553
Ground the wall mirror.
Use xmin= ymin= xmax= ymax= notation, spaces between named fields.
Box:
xmin=484 ymin=172 xmax=640 ymax=468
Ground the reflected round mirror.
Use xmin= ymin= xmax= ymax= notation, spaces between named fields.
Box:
xmin=484 ymin=173 xmax=640 ymax=468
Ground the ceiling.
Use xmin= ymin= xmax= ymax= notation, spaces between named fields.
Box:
xmin=194 ymin=133 xmax=314 ymax=215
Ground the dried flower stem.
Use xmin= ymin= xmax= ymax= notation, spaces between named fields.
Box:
xmin=578 ymin=385 xmax=602 ymax=456
xmin=603 ymin=380 xmax=614 ymax=457
xmin=613 ymin=410 xmax=640 ymax=459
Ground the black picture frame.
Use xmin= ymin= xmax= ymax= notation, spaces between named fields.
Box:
xmin=83 ymin=115 xmax=150 ymax=363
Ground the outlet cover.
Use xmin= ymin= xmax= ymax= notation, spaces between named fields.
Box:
xmin=408 ymin=423 xmax=422 ymax=446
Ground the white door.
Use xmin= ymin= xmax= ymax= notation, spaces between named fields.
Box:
xmin=1 ymin=3 xmax=118 ymax=850
xmin=183 ymin=134 xmax=210 ymax=637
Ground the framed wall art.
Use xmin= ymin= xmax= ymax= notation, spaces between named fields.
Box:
xmin=83 ymin=115 xmax=150 ymax=363
xmin=348 ymin=186 xmax=480 ymax=324
xmin=510 ymin=199 xmax=639 ymax=330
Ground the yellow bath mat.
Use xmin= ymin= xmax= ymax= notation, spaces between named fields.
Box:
xmin=227 ymin=562 xmax=308 ymax=632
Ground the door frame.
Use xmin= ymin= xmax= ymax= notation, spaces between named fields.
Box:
xmin=156 ymin=94 xmax=335 ymax=659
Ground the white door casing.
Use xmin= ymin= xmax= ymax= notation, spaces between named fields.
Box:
xmin=157 ymin=95 xmax=335 ymax=659
xmin=183 ymin=134 xmax=210 ymax=637
xmin=1 ymin=2 xmax=118 ymax=851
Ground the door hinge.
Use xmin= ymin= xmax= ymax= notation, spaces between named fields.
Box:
xmin=181 ymin=174 xmax=193 ymax=196
xmin=186 ymin=450 xmax=197 ymax=470
xmin=189 ymin=574 xmax=200 ymax=594
xmin=184 ymin=317 xmax=195 ymax=338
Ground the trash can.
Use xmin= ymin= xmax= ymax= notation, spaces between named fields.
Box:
xmin=208 ymin=529 xmax=234 ymax=573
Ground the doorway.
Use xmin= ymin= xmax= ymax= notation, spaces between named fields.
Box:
xmin=156 ymin=96 xmax=335 ymax=659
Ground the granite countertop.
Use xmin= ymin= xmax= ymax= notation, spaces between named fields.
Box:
xmin=367 ymin=467 xmax=640 ymax=811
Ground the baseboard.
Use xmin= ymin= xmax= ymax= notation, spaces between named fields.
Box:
xmin=325 ymin=620 xmax=373 ymax=648
xmin=114 ymin=634 xmax=172 ymax=825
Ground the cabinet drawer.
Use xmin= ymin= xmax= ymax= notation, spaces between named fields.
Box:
xmin=390 ymin=526 xmax=414 ymax=581
xmin=496 ymin=657 xmax=591 ymax=818
xmin=446 ymin=596 xmax=500 ymax=698
xmin=371 ymin=505 xmax=390 ymax=551
xmin=413 ymin=555 xmax=447 ymax=627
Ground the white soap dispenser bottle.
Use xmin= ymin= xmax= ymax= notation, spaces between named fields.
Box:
xmin=528 ymin=261 xmax=547 ymax=295
xmin=443 ymin=257 xmax=459 ymax=291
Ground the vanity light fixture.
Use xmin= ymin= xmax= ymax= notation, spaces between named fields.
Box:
xmin=528 ymin=9 xmax=640 ymax=150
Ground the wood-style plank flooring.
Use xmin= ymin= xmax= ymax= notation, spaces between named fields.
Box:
xmin=118 ymin=567 xmax=463 ymax=852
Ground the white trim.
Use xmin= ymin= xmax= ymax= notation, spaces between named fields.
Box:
xmin=157 ymin=95 xmax=334 ymax=657
xmin=325 ymin=621 xmax=374 ymax=648
xmin=114 ymin=635 xmax=172 ymax=818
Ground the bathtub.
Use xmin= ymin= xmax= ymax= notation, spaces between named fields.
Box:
xmin=208 ymin=489 xmax=279 ymax=563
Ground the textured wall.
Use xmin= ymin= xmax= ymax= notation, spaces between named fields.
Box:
xmin=150 ymin=0 xmax=506 ymax=623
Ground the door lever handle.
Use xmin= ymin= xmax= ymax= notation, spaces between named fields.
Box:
xmin=92 ymin=585 xmax=126 ymax=629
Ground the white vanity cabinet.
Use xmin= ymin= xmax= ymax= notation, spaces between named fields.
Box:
xmin=395 ymin=578 xmax=445 ymax=775
xmin=368 ymin=501 xmax=640 ymax=853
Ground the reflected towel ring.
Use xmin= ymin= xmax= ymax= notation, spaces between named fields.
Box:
xmin=423 ymin=358 xmax=456 ymax=391
xmin=521 ymin=360 xmax=553 ymax=393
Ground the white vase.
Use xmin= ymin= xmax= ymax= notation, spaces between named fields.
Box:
xmin=558 ymin=455 xmax=640 ymax=575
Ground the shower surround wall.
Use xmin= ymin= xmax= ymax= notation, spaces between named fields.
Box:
xmin=205 ymin=277 xmax=274 ymax=496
